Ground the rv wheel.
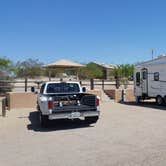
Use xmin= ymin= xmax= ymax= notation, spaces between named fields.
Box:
xmin=156 ymin=95 xmax=163 ymax=105
xmin=164 ymin=96 xmax=166 ymax=104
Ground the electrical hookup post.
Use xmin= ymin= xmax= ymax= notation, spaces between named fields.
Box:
xmin=121 ymin=85 xmax=126 ymax=102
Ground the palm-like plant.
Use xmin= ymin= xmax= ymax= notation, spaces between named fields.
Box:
xmin=112 ymin=64 xmax=134 ymax=88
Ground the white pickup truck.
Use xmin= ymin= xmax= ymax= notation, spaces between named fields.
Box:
xmin=33 ymin=81 xmax=100 ymax=127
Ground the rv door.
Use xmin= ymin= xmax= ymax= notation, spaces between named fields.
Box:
xmin=141 ymin=68 xmax=148 ymax=95
xmin=134 ymin=70 xmax=142 ymax=97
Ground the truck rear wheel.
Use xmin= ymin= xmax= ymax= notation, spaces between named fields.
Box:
xmin=136 ymin=96 xmax=141 ymax=103
xmin=85 ymin=116 xmax=98 ymax=125
xmin=40 ymin=113 xmax=49 ymax=127
xmin=37 ymin=104 xmax=40 ymax=111
xmin=156 ymin=95 xmax=163 ymax=105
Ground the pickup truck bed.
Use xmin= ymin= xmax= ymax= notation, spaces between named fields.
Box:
xmin=36 ymin=81 xmax=100 ymax=127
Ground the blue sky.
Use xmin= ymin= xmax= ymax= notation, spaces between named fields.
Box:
xmin=0 ymin=0 xmax=166 ymax=65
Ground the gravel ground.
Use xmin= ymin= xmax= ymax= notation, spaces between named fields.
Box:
xmin=1 ymin=101 xmax=166 ymax=166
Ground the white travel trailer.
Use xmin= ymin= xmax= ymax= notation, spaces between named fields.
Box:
xmin=134 ymin=55 xmax=166 ymax=105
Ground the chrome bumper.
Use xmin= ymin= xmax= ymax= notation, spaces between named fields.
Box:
xmin=48 ymin=111 xmax=100 ymax=120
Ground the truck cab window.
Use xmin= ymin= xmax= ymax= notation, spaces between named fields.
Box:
xmin=154 ymin=72 xmax=159 ymax=81
xmin=136 ymin=72 xmax=140 ymax=86
xmin=46 ymin=83 xmax=80 ymax=93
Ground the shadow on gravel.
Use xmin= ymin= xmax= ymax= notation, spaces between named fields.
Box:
xmin=27 ymin=111 xmax=93 ymax=132
xmin=119 ymin=101 xmax=166 ymax=111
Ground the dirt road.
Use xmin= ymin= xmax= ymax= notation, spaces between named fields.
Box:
xmin=1 ymin=101 xmax=166 ymax=166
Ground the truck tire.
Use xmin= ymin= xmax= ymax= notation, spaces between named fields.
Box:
xmin=136 ymin=96 xmax=141 ymax=104
xmin=37 ymin=104 xmax=40 ymax=111
xmin=40 ymin=113 xmax=49 ymax=127
xmin=156 ymin=95 xmax=163 ymax=105
xmin=85 ymin=116 xmax=98 ymax=125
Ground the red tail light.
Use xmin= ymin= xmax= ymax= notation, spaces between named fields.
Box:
xmin=48 ymin=100 xmax=53 ymax=109
xmin=96 ymin=97 xmax=99 ymax=106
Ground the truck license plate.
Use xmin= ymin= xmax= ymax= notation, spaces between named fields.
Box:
xmin=69 ymin=112 xmax=81 ymax=119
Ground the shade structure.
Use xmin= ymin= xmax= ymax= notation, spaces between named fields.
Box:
xmin=44 ymin=59 xmax=85 ymax=80
xmin=45 ymin=59 xmax=84 ymax=68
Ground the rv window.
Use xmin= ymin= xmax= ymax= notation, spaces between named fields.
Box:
xmin=142 ymin=71 xmax=147 ymax=79
xmin=136 ymin=72 xmax=140 ymax=86
xmin=154 ymin=72 xmax=159 ymax=81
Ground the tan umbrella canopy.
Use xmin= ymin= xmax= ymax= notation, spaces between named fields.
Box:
xmin=44 ymin=59 xmax=85 ymax=80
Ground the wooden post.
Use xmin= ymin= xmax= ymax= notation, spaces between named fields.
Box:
xmin=37 ymin=82 xmax=40 ymax=89
xmin=76 ymin=70 xmax=79 ymax=80
xmin=115 ymin=76 xmax=120 ymax=89
xmin=25 ymin=77 xmax=28 ymax=92
xmin=49 ymin=70 xmax=51 ymax=81
xmin=2 ymin=98 xmax=6 ymax=117
xmin=90 ymin=78 xmax=94 ymax=90
xmin=102 ymin=79 xmax=104 ymax=90
xmin=76 ymin=68 xmax=79 ymax=80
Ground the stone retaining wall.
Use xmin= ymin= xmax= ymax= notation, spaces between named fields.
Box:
xmin=0 ymin=98 xmax=3 ymax=115
xmin=104 ymin=89 xmax=135 ymax=102
xmin=86 ymin=90 xmax=102 ymax=99
xmin=6 ymin=90 xmax=102 ymax=110
xmin=7 ymin=92 xmax=37 ymax=110
xmin=0 ymin=97 xmax=6 ymax=116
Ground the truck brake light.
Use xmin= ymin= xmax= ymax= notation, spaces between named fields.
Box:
xmin=48 ymin=100 xmax=53 ymax=109
xmin=96 ymin=98 xmax=99 ymax=106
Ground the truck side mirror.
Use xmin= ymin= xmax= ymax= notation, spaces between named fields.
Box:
xmin=31 ymin=86 xmax=35 ymax=93
xmin=82 ymin=87 xmax=86 ymax=92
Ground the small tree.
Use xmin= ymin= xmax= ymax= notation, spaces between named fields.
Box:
xmin=79 ymin=63 xmax=103 ymax=79
xmin=0 ymin=58 xmax=14 ymax=94
xmin=111 ymin=64 xmax=134 ymax=88
xmin=15 ymin=58 xmax=44 ymax=78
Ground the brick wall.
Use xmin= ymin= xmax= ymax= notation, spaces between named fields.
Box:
xmin=104 ymin=90 xmax=115 ymax=99
xmin=104 ymin=89 xmax=135 ymax=102
xmin=125 ymin=89 xmax=135 ymax=102
xmin=6 ymin=90 xmax=103 ymax=110
xmin=86 ymin=90 xmax=102 ymax=99
xmin=7 ymin=92 xmax=37 ymax=110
